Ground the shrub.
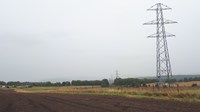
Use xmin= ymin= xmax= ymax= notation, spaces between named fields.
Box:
xmin=163 ymin=85 xmax=168 ymax=88
xmin=192 ymin=83 xmax=198 ymax=87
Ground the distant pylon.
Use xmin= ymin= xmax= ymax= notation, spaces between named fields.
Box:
xmin=115 ymin=70 xmax=120 ymax=79
xmin=144 ymin=3 xmax=177 ymax=82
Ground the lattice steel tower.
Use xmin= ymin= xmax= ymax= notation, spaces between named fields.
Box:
xmin=144 ymin=3 xmax=177 ymax=82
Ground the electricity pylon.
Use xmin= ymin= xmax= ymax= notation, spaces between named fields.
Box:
xmin=144 ymin=3 xmax=177 ymax=83
xmin=115 ymin=70 xmax=120 ymax=79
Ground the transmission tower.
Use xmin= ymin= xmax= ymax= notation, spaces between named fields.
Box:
xmin=144 ymin=3 xmax=177 ymax=82
xmin=115 ymin=70 xmax=120 ymax=79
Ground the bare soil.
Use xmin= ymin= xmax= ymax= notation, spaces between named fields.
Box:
xmin=0 ymin=89 xmax=200 ymax=112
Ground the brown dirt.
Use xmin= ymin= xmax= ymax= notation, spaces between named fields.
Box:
xmin=0 ymin=89 xmax=200 ymax=112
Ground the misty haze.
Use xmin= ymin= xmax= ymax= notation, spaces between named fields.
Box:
xmin=0 ymin=0 xmax=200 ymax=112
xmin=0 ymin=0 xmax=199 ymax=82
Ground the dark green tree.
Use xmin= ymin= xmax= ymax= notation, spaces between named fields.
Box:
xmin=101 ymin=79 xmax=109 ymax=87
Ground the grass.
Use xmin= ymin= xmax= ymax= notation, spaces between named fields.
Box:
xmin=14 ymin=81 xmax=200 ymax=102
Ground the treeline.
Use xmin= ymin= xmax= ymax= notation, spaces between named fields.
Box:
xmin=1 ymin=77 xmax=200 ymax=88
xmin=73 ymin=77 xmax=200 ymax=87
xmin=178 ymin=77 xmax=200 ymax=82
xmin=114 ymin=78 xmax=158 ymax=87
xmin=71 ymin=80 xmax=102 ymax=86
xmin=113 ymin=77 xmax=200 ymax=87
xmin=0 ymin=79 xmax=109 ymax=87
xmin=0 ymin=81 xmax=71 ymax=87
xmin=165 ymin=77 xmax=200 ymax=83
xmin=71 ymin=79 xmax=109 ymax=87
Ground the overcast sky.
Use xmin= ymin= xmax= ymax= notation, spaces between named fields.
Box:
xmin=0 ymin=0 xmax=200 ymax=82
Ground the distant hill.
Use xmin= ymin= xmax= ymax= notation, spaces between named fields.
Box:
xmin=40 ymin=78 xmax=72 ymax=83
xmin=139 ymin=74 xmax=200 ymax=80
xmin=172 ymin=75 xmax=200 ymax=80
xmin=40 ymin=75 xmax=200 ymax=83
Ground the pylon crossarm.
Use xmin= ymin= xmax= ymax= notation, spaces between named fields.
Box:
xmin=143 ymin=20 xmax=157 ymax=25
xmin=144 ymin=19 xmax=177 ymax=25
xmin=164 ymin=19 xmax=177 ymax=24
xmin=147 ymin=3 xmax=172 ymax=11
xmin=147 ymin=32 xmax=175 ymax=38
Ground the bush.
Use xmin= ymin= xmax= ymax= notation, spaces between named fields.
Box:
xmin=192 ymin=83 xmax=198 ymax=87
xmin=163 ymin=85 xmax=168 ymax=88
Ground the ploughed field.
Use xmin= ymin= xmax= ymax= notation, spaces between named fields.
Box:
xmin=0 ymin=89 xmax=200 ymax=112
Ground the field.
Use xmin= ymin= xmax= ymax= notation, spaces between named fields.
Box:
xmin=16 ymin=81 xmax=200 ymax=102
xmin=1 ymin=81 xmax=200 ymax=112
xmin=0 ymin=89 xmax=200 ymax=112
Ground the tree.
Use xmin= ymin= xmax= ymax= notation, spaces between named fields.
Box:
xmin=184 ymin=78 xmax=188 ymax=82
xmin=0 ymin=81 xmax=6 ymax=85
xmin=113 ymin=78 xmax=158 ymax=87
xmin=71 ymin=80 xmax=102 ymax=86
xmin=62 ymin=81 xmax=71 ymax=86
xmin=101 ymin=79 xmax=109 ymax=87
xmin=7 ymin=81 xmax=21 ymax=86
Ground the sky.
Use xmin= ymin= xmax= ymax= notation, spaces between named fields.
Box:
xmin=0 ymin=0 xmax=200 ymax=82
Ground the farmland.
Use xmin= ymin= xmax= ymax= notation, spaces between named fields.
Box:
xmin=15 ymin=81 xmax=200 ymax=102
xmin=1 ymin=81 xmax=200 ymax=112
xmin=1 ymin=89 xmax=200 ymax=112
